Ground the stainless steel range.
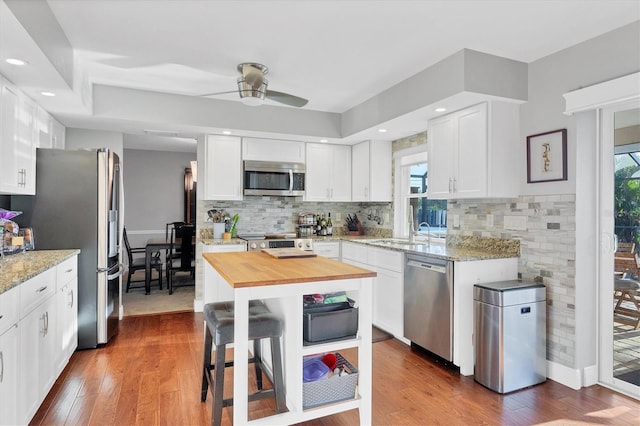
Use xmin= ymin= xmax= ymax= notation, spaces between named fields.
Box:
xmin=239 ymin=233 xmax=314 ymax=252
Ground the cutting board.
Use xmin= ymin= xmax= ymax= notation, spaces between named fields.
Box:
xmin=261 ymin=248 xmax=318 ymax=259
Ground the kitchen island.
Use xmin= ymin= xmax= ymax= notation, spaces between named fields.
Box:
xmin=202 ymin=251 xmax=376 ymax=425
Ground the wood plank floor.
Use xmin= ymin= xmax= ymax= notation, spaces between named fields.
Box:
xmin=31 ymin=312 xmax=639 ymax=426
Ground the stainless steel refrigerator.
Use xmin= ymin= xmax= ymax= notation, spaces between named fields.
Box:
xmin=12 ymin=148 xmax=123 ymax=349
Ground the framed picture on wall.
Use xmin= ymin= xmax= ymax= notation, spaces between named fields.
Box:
xmin=526 ymin=128 xmax=568 ymax=183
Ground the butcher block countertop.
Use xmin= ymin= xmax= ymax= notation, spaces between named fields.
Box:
xmin=203 ymin=250 xmax=376 ymax=288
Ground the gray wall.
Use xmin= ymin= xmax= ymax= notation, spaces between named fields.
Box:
xmin=123 ymin=149 xmax=196 ymax=247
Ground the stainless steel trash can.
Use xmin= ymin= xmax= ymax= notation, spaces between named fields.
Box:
xmin=474 ymin=280 xmax=546 ymax=393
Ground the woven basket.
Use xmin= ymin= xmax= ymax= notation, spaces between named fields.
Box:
xmin=303 ymin=353 xmax=358 ymax=409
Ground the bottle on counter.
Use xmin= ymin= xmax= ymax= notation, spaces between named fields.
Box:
xmin=320 ymin=213 xmax=327 ymax=236
xmin=327 ymin=212 xmax=333 ymax=236
xmin=316 ymin=214 xmax=322 ymax=235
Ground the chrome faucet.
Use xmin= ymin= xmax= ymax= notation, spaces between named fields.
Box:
xmin=408 ymin=209 xmax=416 ymax=242
xmin=416 ymin=222 xmax=431 ymax=246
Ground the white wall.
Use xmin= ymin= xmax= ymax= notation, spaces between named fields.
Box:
xmin=518 ymin=21 xmax=639 ymax=385
xmin=123 ymin=149 xmax=195 ymax=247
xmin=65 ymin=128 xmax=124 ymax=159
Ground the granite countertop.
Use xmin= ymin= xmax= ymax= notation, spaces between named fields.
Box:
xmin=200 ymin=238 xmax=247 ymax=246
xmin=344 ymin=235 xmax=520 ymax=261
xmin=0 ymin=249 xmax=80 ymax=295
xmin=199 ymin=234 xmax=519 ymax=261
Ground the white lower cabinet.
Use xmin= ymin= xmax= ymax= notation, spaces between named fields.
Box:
xmin=313 ymin=241 xmax=340 ymax=259
xmin=342 ymin=242 xmax=404 ymax=339
xmin=0 ymin=286 xmax=19 ymax=426
xmin=202 ymin=244 xmax=246 ymax=305
xmin=19 ymin=286 xmax=56 ymax=424
xmin=0 ymin=255 xmax=78 ymax=425
xmin=56 ymin=256 xmax=78 ymax=373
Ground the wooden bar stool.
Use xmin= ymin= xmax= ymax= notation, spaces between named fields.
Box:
xmin=201 ymin=300 xmax=286 ymax=426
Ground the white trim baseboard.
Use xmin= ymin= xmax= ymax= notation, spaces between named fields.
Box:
xmin=546 ymin=360 xmax=582 ymax=390
xmin=193 ymin=299 xmax=204 ymax=312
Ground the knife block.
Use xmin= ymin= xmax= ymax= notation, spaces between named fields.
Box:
xmin=348 ymin=223 xmax=364 ymax=236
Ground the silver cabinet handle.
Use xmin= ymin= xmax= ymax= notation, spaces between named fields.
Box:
xmin=452 ymin=177 xmax=457 ymax=193
xmin=68 ymin=289 xmax=74 ymax=308
xmin=65 ymin=268 xmax=73 ymax=273
xmin=36 ymin=286 xmax=47 ymax=293
xmin=45 ymin=311 xmax=49 ymax=335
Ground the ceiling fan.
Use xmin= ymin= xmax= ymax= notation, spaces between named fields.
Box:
xmin=201 ymin=63 xmax=308 ymax=108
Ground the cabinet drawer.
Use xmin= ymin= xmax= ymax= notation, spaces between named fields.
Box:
xmin=341 ymin=242 xmax=367 ymax=264
xmin=314 ymin=242 xmax=340 ymax=259
xmin=56 ymin=256 xmax=77 ymax=289
xmin=368 ymin=247 xmax=403 ymax=273
xmin=0 ymin=285 xmax=19 ymax=334
xmin=19 ymin=268 xmax=56 ymax=319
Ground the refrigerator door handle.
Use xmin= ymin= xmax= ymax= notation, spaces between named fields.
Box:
xmin=107 ymin=263 xmax=125 ymax=280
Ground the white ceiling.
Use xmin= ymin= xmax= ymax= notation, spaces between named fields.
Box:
xmin=1 ymin=0 xmax=639 ymax=151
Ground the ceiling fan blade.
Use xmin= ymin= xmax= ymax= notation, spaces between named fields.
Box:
xmin=265 ymin=90 xmax=308 ymax=107
xmin=200 ymin=90 xmax=239 ymax=97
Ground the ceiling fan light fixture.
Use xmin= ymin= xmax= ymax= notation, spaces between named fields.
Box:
xmin=238 ymin=76 xmax=267 ymax=106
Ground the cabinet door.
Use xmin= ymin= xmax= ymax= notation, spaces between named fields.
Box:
xmin=0 ymin=82 xmax=20 ymax=193
xmin=203 ymin=135 xmax=242 ymax=200
xmin=36 ymin=105 xmax=53 ymax=148
xmin=0 ymin=324 xmax=19 ymax=426
xmin=329 ymin=145 xmax=351 ymax=201
xmin=427 ymin=114 xmax=456 ymax=199
xmin=455 ymin=103 xmax=487 ymax=198
xmin=242 ymin=138 xmax=305 ymax=163
xmin=51 ymin=117 xmax=65 ymax=149
xmin=56 ymin=279 xmax=78 ymax=373
xmin=368 ymin=140 xmax=392 ymax=202
xmin=371 ymin=266 xmax=403 ymax=338
xmin=351 ymin=141 xmax=370 ymax=201
xmin=305 ymin=143 xmax=332 ymax=201
xmin=202 ymin=244 xmax=246 ymax=304
xmin=16 ymin=94 xmax=36 ymax=194
xmin=18 ymin=296 xmax=56 ymax=424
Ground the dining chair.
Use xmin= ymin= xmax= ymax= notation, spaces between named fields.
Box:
xmin=165 ymin=221 xmax=185 ymax=282
xmin=167 ymin=223 xmax=196 ymax=294
xmin=123 ymin=227 xmax=163 ymax=292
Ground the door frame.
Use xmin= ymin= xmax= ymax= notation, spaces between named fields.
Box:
xmin=597 ymin=99 xmax=640 ymax=397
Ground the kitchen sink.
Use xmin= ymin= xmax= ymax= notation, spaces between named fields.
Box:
xmin=367 ymin=239 xmax=432 ymax=249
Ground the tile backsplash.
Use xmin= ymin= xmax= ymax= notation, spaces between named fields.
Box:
xmin=197 ymin=197 xmax=393 ymax=238
xmin=448 ymin=194 xmax=576 ymax=368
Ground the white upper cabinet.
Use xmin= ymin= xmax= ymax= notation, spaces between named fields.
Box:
xmin=203 ymin=135 xmax=243 ymax=200
xmin=50 ymin=117 xmax=65 ymax=149
xmin=242 ymin=138 xmax=305 ymax=163
xmin=351 ymin=140 xmax=392 ymax=202
xmin=427 ymin=101 xmax=519 ymax=199
xmin=36 ymin=106 xmax=65 ymax=150
xmin=0 ymin=78 xmax=36 ymax=195
xmin=305 ymin=143 xmax=351 ymax=201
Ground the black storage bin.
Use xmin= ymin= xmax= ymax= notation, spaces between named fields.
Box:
xmin=303 ymin=301 xmax=358 ymax=345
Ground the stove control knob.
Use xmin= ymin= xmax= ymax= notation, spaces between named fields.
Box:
xmin=250 ymin=243 xmax=257 ymax=250
xmin=259 ymin=242 xmax=266 ymax=249
xmin=297 ymin=241 xmax=303 ymax=249
xmin=306 ymin=241 xmax=312 ymax=248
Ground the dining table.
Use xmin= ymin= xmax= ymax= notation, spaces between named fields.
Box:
xmin=144 ymin=236 xmax=196 ymax=295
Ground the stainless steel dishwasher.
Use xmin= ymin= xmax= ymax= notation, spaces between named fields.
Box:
xmin=404 ymin=253 xmax=453 ymax=361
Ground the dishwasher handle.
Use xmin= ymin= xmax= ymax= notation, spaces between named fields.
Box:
xmin=406 ymin=260 xmax=447 ymax=274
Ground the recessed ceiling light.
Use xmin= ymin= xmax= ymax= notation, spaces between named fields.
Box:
xmin=378 ymin=128 xmax=388 ymax=133
xmin=5 ymin=58 xmax=26 ymax=66
xmin=40 ymin=91 xmax=56 ymax=97
xmin=320 ymin=139 xmax=328 ymax=143
xmin=222 ymin=130 xmax=232 ymax=135
xmin=435 ymin=107 xmax=447 ymax=112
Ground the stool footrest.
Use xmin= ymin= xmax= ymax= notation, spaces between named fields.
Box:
xmin=222 ymin=389 xmax=276 ymax=408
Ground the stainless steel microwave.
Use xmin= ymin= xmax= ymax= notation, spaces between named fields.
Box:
xmin=243 ymin=160 xmax=305 ymax=196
